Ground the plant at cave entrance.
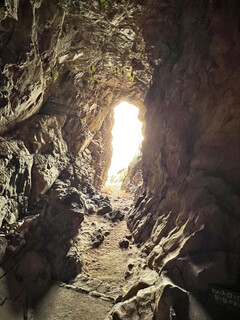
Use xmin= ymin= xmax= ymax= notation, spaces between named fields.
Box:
xmin=80 ymin=118 xmax=86 ymax=125
xmin=100 ymin=0 xmax=109 ymax=9
xmin=52 ymin=69 xmax=59 ymax=81
xmin=129 ymin=69 xmax=134 ymax=82
xmin=114 ymin=66 xmax=120 ymax=74
xmin=89 ymin=65 xmax=96 ymax=81
xmin=110 ymin=168 xmax=127 ymax=184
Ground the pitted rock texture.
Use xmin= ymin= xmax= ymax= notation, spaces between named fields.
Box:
xmin=126 ymin=0 xmax=240 ymax=315
xmin=0 ymin=137 xmax=33 ymax=225
xmin=0 ymin=0 xmax=151 ymax=224
xmin=0 ymin=168 xmax=124 ymax=319
xmin=29 ymin=191 xmax=142 ymax=320
xmin=16 ymin=114 xmax=68 ymax=205
xmin=0 ymin=0 xmax=240 ymax=319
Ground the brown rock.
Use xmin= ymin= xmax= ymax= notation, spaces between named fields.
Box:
xmin=119 ymin=239 xmax=129 ymax=249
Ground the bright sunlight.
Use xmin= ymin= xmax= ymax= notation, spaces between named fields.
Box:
xmin=106 ymin=101 xmax=143 ymax=185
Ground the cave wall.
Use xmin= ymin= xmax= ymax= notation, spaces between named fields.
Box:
xmin=0 ymin=1 xmax=152 ymax=314
xmin=128 ymin=0 xmax=240 ymax=294
xmin=0 ymin=0 xmax=240 ymax=318
xmin=0 ymin=0 xmax=150 ymax=226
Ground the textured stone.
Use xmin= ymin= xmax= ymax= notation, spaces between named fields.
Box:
xmin=91 ymin=228 xmax=105 ymax=248
xmin=0 ymin=237 xmax=7 ymax=262
xmin=98 ymin=204 xmax=113 ymax=216
xmin=106 ymin=210 xmax=125 ymax=223
xmin=127 ymin=0 xmax=240 ymax=303
xmin=121 ymin=156 xmax=143 ymax=195
xmin=16 ymin=115 xmax=68 ymax=206
xmin=14 ymin=250 xmax=50 ymax=288
xmin=0 ymin=0 xmax=239 ymax=319
xmin=1 ymin=177 xmax=86 ymax=302
xmin=119 ymin=238 xmax=129 ymax=249
xmin=0 ymin=138 xmax=33 ymax=226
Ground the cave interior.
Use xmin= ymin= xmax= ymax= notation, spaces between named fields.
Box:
xmin=0 ymin=0 xmax=240 ymax=319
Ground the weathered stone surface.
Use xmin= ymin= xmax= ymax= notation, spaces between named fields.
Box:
xmin=0 ymin=237 xmax=7 ymax=262
xmin=0 ymin=177 xmax=86 ymax=304
xmin=106 ymin=210 xmax=125 ymax=223
xmin=69 ymin=274 xmax=122 ymax=302
xmin=14 ymin=250 xmax=50 ymax=290
xmin=98 ymin=204 xmax=113 ymax=216
xmin=168 ymin=252 xmax=240 ymax=292
xmin=16 ymin=114 xmax=68 ymax=206
xmin=91 ymin=228 xmax=105 ymax=248
xmin=119 ymin=238 xmax=130 ymax=250
xmin=121 ymin=155 xmax=143 ymax=195
xmin=122 ymin=268 xmax=159 ymax=301
xmin=106 ymin=274 xmax=190 ymax=320
xmin=0 ymin=0 xmax=239 ymax=319
xmin=127 ymin=0 xmax=240 ymax=305
xmin=0 ymin=138 xmax=33 ymax=226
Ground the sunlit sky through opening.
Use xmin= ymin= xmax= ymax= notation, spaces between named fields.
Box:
xmin=106 ymin=101 xmax=143 ymax=185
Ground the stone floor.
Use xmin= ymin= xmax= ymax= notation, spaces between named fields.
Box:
xmin=33 ymin=282 xmax=113 ymax=320
xmin=30 ymin=187 xmax=140 ymax=320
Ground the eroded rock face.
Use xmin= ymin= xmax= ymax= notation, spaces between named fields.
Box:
xmin=0 ymin=137 xmax=33 ymax=225
xmin=127 ymin=0 xmax=240 ymax=308
xmin=0 ymin=0 xmax=151 ymax=224
xmin=0 ymin=0 xmax=240 ymax=319
xmin=16 ymin=114 xmax=68 ymax=205
xmin=0 ymin=165 xmax=117 ymax=308
xmin=121 ymin=155 xmax=143 ymax=198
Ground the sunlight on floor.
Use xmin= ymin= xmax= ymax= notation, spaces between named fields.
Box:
xmin=106 ymin=101 xmax=143 ymax=185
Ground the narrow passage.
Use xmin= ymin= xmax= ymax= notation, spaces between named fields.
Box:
xmin=33 ymin=188 xmax=141 ymax=320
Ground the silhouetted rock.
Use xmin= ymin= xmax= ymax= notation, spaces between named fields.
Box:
xmin=106 ymin=210 xmax=125 ymax=222
xmin=92 ymin=229 xmax=105 ymax=248
xmin=119 ymin=239 xmax=129 ymax=249
xmin=97 ymin=204 xmax=113 ymax=216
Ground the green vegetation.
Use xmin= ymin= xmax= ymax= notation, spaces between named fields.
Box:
xmin=52 ymin=69 xmax=59 ymax=81
xmin=114 ymin=67 xmax=120 ymax=74
xmin=100 ymin=0 xmax=109 ymax=9
xmin=89 ymin=65 xmax=96 ymax=81
xmin=129 ymin=70 xmax=134 ymax=82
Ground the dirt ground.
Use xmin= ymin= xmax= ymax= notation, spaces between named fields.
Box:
xmin=33 ymin=185 xmax=140 ymax=320
xmin=76 ymin=185 xmax=139 ymax=286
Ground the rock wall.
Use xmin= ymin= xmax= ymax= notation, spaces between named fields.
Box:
xmin=121 ymin=155 xmax=143 ymax=197
xmin=0 ymin=0 xmax=240 ymax=318
xmin=0 ymin=0 xmax=150 ymax=225
xmin=128 ymin=0 xmax=240 ymax=299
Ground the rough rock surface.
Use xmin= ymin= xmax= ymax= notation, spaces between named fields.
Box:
xmin=0 ymin=137 xmax=33 ymax=225
xmin=121 ymin=155 xmax=143 ymax=198
xmin=128 ymin=0 xmax=240 ymax=291
xmin=0 ymin=0 xmax=240 ymax=319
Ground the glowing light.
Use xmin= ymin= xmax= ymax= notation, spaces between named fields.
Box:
xmin=106 ymin=101 xmax=143 ymax=185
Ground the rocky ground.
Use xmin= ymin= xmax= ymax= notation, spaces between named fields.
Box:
xmin=30 ymin=186 xmax=144 ymax=320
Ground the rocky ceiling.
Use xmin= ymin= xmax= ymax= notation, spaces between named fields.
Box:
xmin=0 ymin=0 xmax=240 ymax=319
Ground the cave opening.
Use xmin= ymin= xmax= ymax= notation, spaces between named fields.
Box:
xmin=106 ymin=101 xmax=144 ymax=189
